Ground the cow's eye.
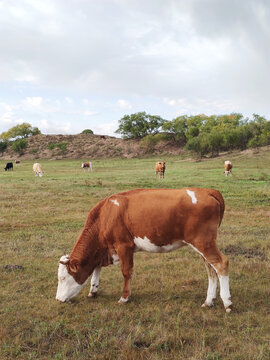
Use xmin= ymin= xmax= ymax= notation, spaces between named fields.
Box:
xmin=60 ymin=277 xmax=66 ymax=281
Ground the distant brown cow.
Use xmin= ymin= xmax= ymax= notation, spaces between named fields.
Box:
xmin=81 ymin=162 xmax=92 ymax=171
xmin=56 ymin=188 xmax=232 ymax=312
xmin=224 ymin=161 xmax=232 ymax=176
xmin=155 ymin=161 xmax=166 ymax=178
xmin=15 ymin=160 xmax=21 ymax=164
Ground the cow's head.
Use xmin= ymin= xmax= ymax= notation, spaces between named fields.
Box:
xmin=56 ymin=255 xmax=86 ymax=302
xmin=160 ymin=162 xmax=166 ymax=170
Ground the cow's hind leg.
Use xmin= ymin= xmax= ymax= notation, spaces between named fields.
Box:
xmin=204 ymin=249 xmax=232 ymax=312
xmin=201 ymin=258 xmax=217 ymax=308
xmin=88 ymin=266 xmax=101 ymax=298
xmin=116 ymin=244 xmax=134 ymax=304
xmin=185 ymin=238 xmax=232 ymax=312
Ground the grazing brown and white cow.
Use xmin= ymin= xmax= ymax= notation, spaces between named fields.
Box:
xmin=56 ymin=188 xmax=232 ymax=312
xmin=155 ymin=161 xmax=166 ymax=178
xmin=81 ymin=161 xmax=92 ymax=171
xmin=33 ymin=163 xmax=43 ymax=177
xmin=224 ymin=161 xmax=232 ymax=176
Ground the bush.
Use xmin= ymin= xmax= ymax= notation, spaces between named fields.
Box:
xmin=11 ymin=139 xmax=28 ymax=154
xmin=48 ymin=142 xmax=67 ymax=153
xmin=0 ymin=140 xmax=8 ymax=154
xmin=81 ymin=129 xmax=93 ymax=134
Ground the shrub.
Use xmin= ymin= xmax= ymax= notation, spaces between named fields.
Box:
xmin=81 ymin=129 xmax=94 ymax=134
xmin=11 ymin=139 xmax=28 ymax=154
xmin=0 ymin=140 xmax=8 ymax=154
xmin=48 ymin=142 xmax=68 ymax=153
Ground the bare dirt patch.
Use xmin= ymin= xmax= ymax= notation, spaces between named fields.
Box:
xmin=223 ymin=245 xmax=266 ymax=260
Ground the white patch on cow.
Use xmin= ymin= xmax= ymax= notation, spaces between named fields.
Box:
xmin=112 ymin=253 xmax=120 ymax=265
xmin=89 ymin=266 xmax=101 ymax=295
xmin=224 ymin=161 xmax=231 ymax=165
xmin=219 ymin=275 xmax=232 ymax=309
xmin=56 ymin=261 xmax=87 ymax=302
xmin=186 ymin=189 xmax=197 ymax=204
xmin=134 ymin=236 xmax=183 ymax=253
xmin=110 ymin=199 xmax=119 ymax=207
xmin=182 ymin=241 xmax=217 ymax=273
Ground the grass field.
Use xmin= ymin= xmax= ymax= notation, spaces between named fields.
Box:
xmin=1 ymin=150 xmax=270 ymax=360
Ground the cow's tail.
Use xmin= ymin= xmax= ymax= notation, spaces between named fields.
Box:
xmin=208 ymin=189 xmax=225 ymax=227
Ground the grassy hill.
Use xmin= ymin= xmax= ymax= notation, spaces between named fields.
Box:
xmin=0 ymin=134 xmax=185 ymax=161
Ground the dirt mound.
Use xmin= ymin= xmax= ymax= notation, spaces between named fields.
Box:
xmin=0 ymin=134 xmax=185 ymax=160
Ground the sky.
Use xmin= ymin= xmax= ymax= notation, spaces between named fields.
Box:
xmin=0 ymin=0 xmax=269 ymax=137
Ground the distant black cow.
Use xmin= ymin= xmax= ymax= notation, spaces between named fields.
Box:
xmin=4 ymin=162 xmax=13 ymax=171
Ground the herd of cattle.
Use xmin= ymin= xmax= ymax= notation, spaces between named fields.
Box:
xmin=2 ymin=160 xmax=233 ymax=178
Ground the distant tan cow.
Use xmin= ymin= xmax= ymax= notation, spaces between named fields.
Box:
xmin=155 ymin=161 xmax=166 ymax=178
xmin=33 ymin=163 xmax=43 ymax=177
xmin=224 ymin=161 xmax=232 ymax=176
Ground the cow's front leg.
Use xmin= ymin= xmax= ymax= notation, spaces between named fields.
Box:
xmin=88 ymin=266 xmax=101 ymax=298
xmin=117 ymin=244 xmax=134 ymax=303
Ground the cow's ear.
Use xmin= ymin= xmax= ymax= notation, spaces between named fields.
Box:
xmin=69 ymin=260 xmax=79 ymax=273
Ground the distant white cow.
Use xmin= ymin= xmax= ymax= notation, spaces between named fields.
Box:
xmin=33 ymin=163 xmax=43 ymax=177
xmin=81 ymin=161 xmax=92 ymax=172
xmin=224 ymin=161 xmax=232 ymax=176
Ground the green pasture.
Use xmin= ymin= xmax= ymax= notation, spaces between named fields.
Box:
xmin=0 ymin=151 xmax=270 ymax=359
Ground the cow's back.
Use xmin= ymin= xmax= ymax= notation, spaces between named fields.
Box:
xmin=98 ymin=188 xmax=224 ymax=246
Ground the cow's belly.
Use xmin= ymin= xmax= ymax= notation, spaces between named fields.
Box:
xmin=134 ymin=236 xmax=185 ymax=253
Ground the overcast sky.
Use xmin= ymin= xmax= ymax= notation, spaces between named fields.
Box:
xmin=0 ymin=0 xmax=269 ymax=136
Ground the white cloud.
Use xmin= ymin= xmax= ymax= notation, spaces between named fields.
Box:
xmin=24 ymin=96 xmax=43 ymax=108
xmin=22 ymin=97 xmax=60 ymax=112
xmin=65 ymin=97 xmax=73 ymax=104
xmin=40 ymin=119 xmax=72 ymax=134
xmin=92 ymin=120 xmax=119 ymax=137
xmin=117 ymin=99 xmax=132 ymax=110
xmin=84 ymin=110 xmax=98 ymax=116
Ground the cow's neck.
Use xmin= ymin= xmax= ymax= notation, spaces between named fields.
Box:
xmin=69 ymin=222 xmax=100 ymax=283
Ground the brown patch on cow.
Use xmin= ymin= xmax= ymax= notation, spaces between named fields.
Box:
xmin=223 ymin=245 xmax=265 ymax=260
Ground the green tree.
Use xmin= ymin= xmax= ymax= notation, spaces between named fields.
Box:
xmin=162 ymin=115 xmax=188 ymax=143
xmin=81 ymin=129 xmax=94 ymax=134
xmin=116 ymin=112 xmax=167 ymax=139
xmin=0 ymin=123 xmax=41 ymax=140
xmin=0 ymin=139 xmax=8 ymax=154
xmin=11 ymin=138 xmax=28 ymax=154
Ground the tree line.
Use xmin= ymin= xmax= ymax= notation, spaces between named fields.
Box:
xmin=1 ymin=114 xmax=269 ymax=158
xmin=116 ymin=112 xmax=270 ymax=157
xmin=0 ymin=123 xmax=41 ymax=155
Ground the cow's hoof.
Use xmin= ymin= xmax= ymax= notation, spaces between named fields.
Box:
xmin=201 ymin=301 xmax=214 ymax=308
xmin=118 ymin=296 xmax=129 ymax=304
xmin=225 ymin=306 xmax=232 ymax=313
xmin=88 ymin=292 xmax=97 ymax=298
